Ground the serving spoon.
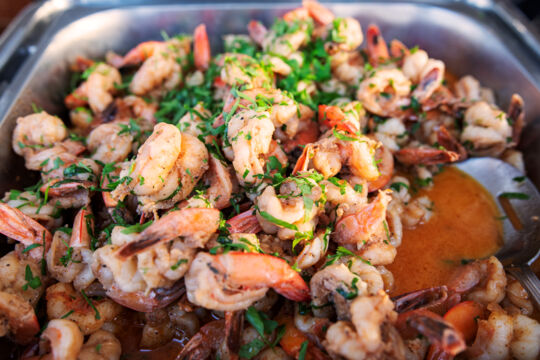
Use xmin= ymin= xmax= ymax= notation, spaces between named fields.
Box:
xmin=455 ymin=157 xmax=540 ymax=309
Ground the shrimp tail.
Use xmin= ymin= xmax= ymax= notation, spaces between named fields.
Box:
xmin=395 ymin=147 xmax=460 ymax=165
xmin=116 ymin=208 xmax=220 ymax=258
xmin=194 ymin=24 xmax=211 ymax=71
xmin=226 ymin=209 xmax=262 ymax=234
xmin=366 ymin=24 xmax=389 ymax=66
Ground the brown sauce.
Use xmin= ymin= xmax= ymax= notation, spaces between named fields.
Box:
xmin=388 ymin=167 xmax=503 ymax=296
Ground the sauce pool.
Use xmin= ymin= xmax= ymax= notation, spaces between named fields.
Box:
xmin=388 ymin=166 xmax=503 ymax=296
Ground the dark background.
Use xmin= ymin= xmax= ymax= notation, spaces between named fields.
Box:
xmin=0 ymin=0 xmax=540 ymax=34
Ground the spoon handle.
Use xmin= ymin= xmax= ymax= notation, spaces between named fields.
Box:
xmin=506 ymin=266 xmax=540 ymax=310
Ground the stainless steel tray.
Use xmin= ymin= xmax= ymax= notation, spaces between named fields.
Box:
xmin=1 ymin=0 xmax=540 ymax=356
xmin=2 ymin=0 xmax=540 ymax=192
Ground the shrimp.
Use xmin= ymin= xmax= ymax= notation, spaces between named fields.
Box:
xmin=294 ymin=131 xmax=380 ymax=182
xmin=46 ymin=207 xmax=95 ymax=290
xmin=78 ymin=330 xmax=122 ymax=360
xmin=12 ymin=112 xmax=67 ymax=157
xmin=447 ymin=256 xmax=507 ymax=305
xmin=3 ymin=190 xmax=61 ymax=228
xmin=116 ymin=207 xmax=220 ymax=258
xmin=296 ymin=231 xmax=328 ymax=269
xmin=65 ymin=63 xmax=121 ymax=114
xmin=198 ymin=155 xmax=236 ymax=210
xmin=227 ymin=209 xmax=263 ymax=234
xmin=227 ymin=109 xmax=275 ymax=185
xmin=309 ymin=263 xmax=367 ymax=319
xmin=194 ymin=24 xmax=211 ymax=71
xmin=46 ymin=282 xmax=121 ymax=335
xmin=219 ymin=53 xmax=273 ymax=89
xmin=324 ymin=291 xmax=397 ymax=360
xmin=128 ymin=37 xmax=190 ymax=96
xmin=318 ymin=103 xmax=363 ymax=134
xmin=87 ymin=123 xmax=133 ymax=163
xmin=402 ymin=49 xmax=445 ymax=102
xmin=334 ymin=190 xmax=391 ymax=246
xmin=318 ymin=17 xmax=363 ymax=54
xmin=40 ymin=319 xmax=84 ymax=360
xmin=185 ymin=252 xmax=310 ymax=311
xmin=302 ymin=0 xmax=335 ymax=25
xmin=373 ymin=117 xmax=408 ymax=152
xmin=454 ymin=75 xmax=495 ymax=104
xmin=260 ymin=18 xmax=311 ymax=58
xmin=467 ymin=304 xmax=513 ymax=360
xmin=511 ymin=314 xmax=540 ymax=360
xmin=36 ymin=319 xmax=122 ymax=360
xmin=366 ymin=24 xmax=389 ymax=67
xmin=255 ymin=180 xmax=321 ymax=240
xmin=0 ymin=202 xmax=52 ymax=260
xmin=0 ymin=292 xmax=40 ymax=344
xmin=503 ymin=277 xmax=533 ymax=316
xmin=400 ymin=195 xmax=434 ymax=229
xmin=357 ymin=68 xmax=411 ymax=117
xmin=460 ymin=101 xmax=513 ymax=157
xmin=137 ymin=132 xmax=209 ymax=213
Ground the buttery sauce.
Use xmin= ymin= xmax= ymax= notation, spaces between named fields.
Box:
xmin=388 ymin=167 xmax=503 ymax=296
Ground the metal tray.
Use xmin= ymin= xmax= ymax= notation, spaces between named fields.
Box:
xmin=1 ymin=0 xmax=540 ymax=356
xmin=1 ymin=0 xmax=540 ymax=192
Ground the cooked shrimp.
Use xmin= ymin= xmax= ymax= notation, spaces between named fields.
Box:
xmin=46 ymin=282 xmax=121 ymax=335
xmin=47 ymin=207 xmax=95 ymax=290
xmin=447 ymin=256 xmax=507 ymax=305
xmin=12 ymin=112 xmax=67 ymax=157
xmin=3 ymin=190 xmax=61 ymax=228
xmin=185 ymin=252 xmax=310 ymax=311
xmin=334 ymin=190 xmax=392 ymax=246
xmin=117 ymin=207 xmax=220 ymax=257
xmin=137 ymin=132 xmax=209 ymax=213
xmin=0 ymin=202 xmax=52 ymax=260
xmin=201 ymin=155 xmax=236 ymax=209
xmin=357 ymin=68 xmax=411 ymax=117
xmin=365 ymin=24 xmax=389 ymax=67
xmin=402 ymin=49 xmax=444 ymax=102
xmin=255 ymin=181 xmax=320 ymax=240
xmin=454 ymin=75 xmax=495 ymax=104
xmin=0 ymin=292 xmax=40 ymax=344
xmin=129 ymin=38 xmax=190 ymax=96
xmin=503 ymin=277 xmax=533 ymax=316
xmin=324 ymin=291 xmax=397 ymax=360
xmin=87 ymin=123 xmax=133 ymax=163
xmin=461 ymin=101 xmax=513 ymax=157
xmin=78 ymin=330 xmax=122 ymax=360
xmin=219 ymin=53 xmax=273 ymax=89
xmin=467 ymin=304 xmax=513 ymax=360
xmin=309 ymin=263 xmax=367 ymax=319
xmin=296 ymin=231 xmax=328 ymax=269
xmin=294 ymin=131 xmax=380 ymax=182
xmin=321 ymin=18 xmax=363 ymax=53
xmin=194 ymin=24 xmax=210 ymax=71
xmin=227 ymin=109 xmax=275 ymax=185
xmin=511 ymin=314 xmax=540 ymax=360
xmin=401 ymin=195 xmax=434 ymax=229
xmin=40 ymin=319 xmax=84 ymax=360
xmin=66 ymin=63 xmax=121 ymax=114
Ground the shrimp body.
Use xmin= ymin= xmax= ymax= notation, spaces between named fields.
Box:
xmin=357 ymin=69 xmax=411 ymax=117
xmin=12 ymin=112 xmax=67 ymax=157
xmin=185 ymin=252 xmax=310 ymax=311
xmin=87 ymin=123 xmax=133 ymax=163
xmin=228 ymin=109 xmax=275 ymax=185
xmin=41 ymin=319 xmax=84 ymax=360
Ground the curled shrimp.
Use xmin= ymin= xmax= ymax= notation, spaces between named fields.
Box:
xmin=116 ymin=207 xmax=221 ymax=258
xmin=466 ymin=304 xmax=513 ymax=360
xmin=65 ymin=63 xmax=121 ymax=114
xmin=460 ymin=101 xmax=513 ymax=157
xmin=357 ymin=68 xmax=411 ymax=117
xmin=324 ymin=291 xmax=398 ymax=360
xmin=46 ymin=282 xmax=121 ymax=335
xmin=334 ymin=190 xmax=391 ymax=246
xmin=447 ymin=256 xmax=507 ymax=305
xmin=87 ymin=123 xmax=133 ymax=163
xmin=47 ymin=207 xmax=95 ymax=290
xmin=0 ymin=202 xmax=52 ymax=260
xmin=12 ymin=112 xmax=67 ymax=157
xmin=40 ymin=319 xmax=84 ymax=360
xmin=227 ymin=109 xmax=275 ymax=185
xmin=0 ymin=292 xmax=40 ymax=344
xmin=185 ymin=252 xmax=310 ymax=311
